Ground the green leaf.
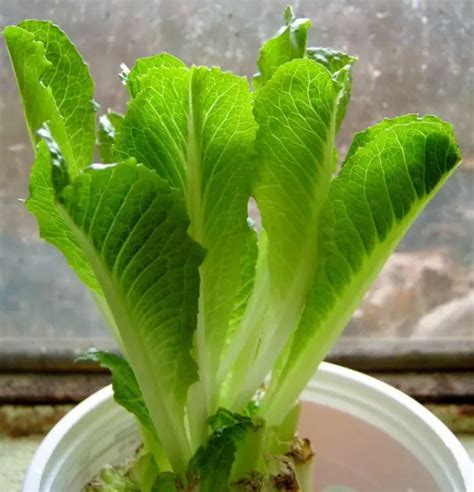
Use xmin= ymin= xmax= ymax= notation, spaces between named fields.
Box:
xmin=116 ymin=65 xmax=258 ymax=424
xmin=254 ymin=6 xmax=311 ymax=89
xmin=254 ymin=59 xmax=338 ymax=287
xmin=97 ymin=111 xmax=124 ymax=163
xmin=262 ymin=115 xmax=462 ymax=424
xmin=4 ymin=20 xmax=100 ymax=292
xmin=307 ymin=47 xmax=357 ymax=131
xmin=26 ymin=140 xmax=101 ymax=291
xmin=57 ymin=158 xmax=204 ymax=473
xmin=188 ymin=409 xmax=254 ymax=492
xmin=4 ymin=20 xmax=96 ymax=174
xmin=77 ymin=349 xmax=167 ymax=486
xmin=123 ymin=53 xmax=186 ymax=97
xmin=252 ymin=7 xmax=356 ymax=129
xmin=77 ymin=348 xmax=155 ymax=434
xmin=222 ymin=58 xmax=340 ymax=409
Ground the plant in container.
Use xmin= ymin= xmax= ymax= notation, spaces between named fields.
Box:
xmin=4 ymin=6 xmax=471 ymax=492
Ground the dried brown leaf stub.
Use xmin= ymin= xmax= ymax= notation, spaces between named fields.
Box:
xmin=232 ymin=471 xmax=265 ymax=491
xmin=271 ymin=456 xmax=299 ymax=491
xmin=285 ymin=437 xmax=314 ymax=464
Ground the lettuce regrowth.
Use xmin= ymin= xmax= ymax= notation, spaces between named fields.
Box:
xmin=4 ymin=7 xmax=462 ymax=491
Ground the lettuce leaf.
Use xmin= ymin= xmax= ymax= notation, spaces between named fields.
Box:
xmin=116 ymin=62 xmax=258 ymax=440
xmin=4 ymin=21 xmax=96 ymax=173
xmin=253 ymin=6 xmax=311 ymax=89
xmin=307 ymin=47 xmax=357 ymax=131
xmin=219 ymin=58 xmax=341 ymax=409
xmin=188 ymin=409 xmax=255 ymax=491
xmin=56 ymin=155 xmax=204 ymax=472
xmin=262 ymin=115 xmax=462 ymax=424
xmin=77 ymin=348 xmax=155 ymax=434
xmin=4 ymin=21 xmax=101 ymax=292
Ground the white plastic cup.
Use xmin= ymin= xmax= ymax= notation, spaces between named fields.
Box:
xmin=23 ymin=363 xmax=473 ymax=491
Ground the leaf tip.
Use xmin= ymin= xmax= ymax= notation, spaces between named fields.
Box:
xmin=284 ymin=5 xmax=295 ymax=24
xmin=75 ymin=347 xmax=100 ymax=363
xmin=119 ymin=62 xmax=130 ymax=85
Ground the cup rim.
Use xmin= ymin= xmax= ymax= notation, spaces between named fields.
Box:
xmin=23 ymin=362 xmax=473 ymax=491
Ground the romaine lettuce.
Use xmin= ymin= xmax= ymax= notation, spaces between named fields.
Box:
xmin=4 ymin=7 xmax=462 ymax=491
